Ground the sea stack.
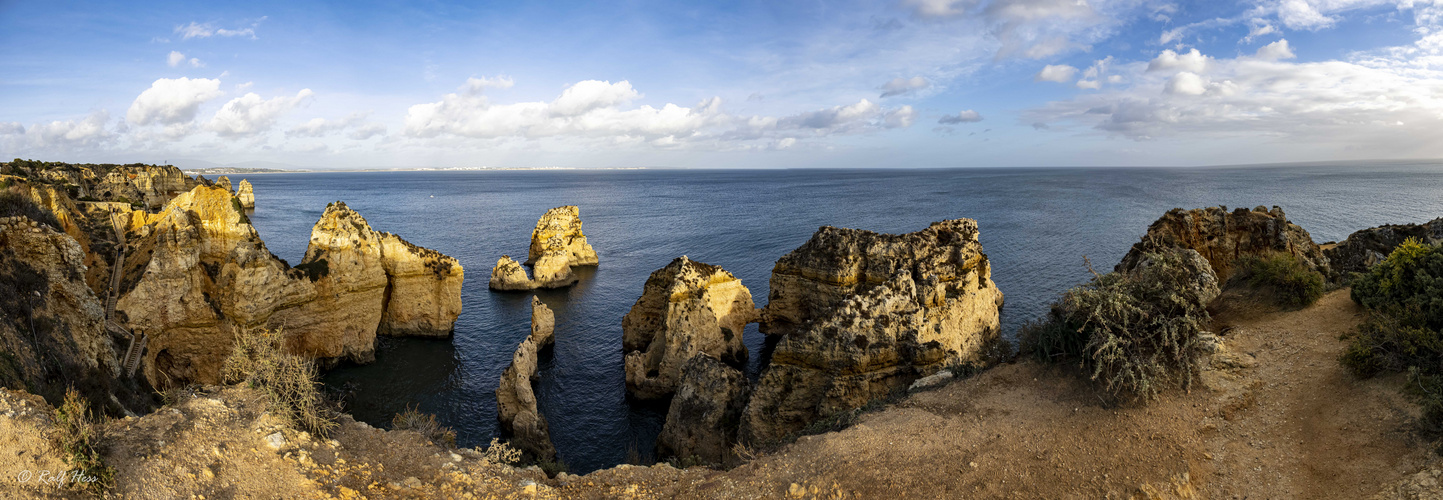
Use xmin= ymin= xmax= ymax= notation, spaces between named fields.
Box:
xmin=495 ymin=297 xmax=559 ymax=460
xmin=621 ymin=256 xmax=757 ymax=400
xmin=1115 ymin=206 xmax=1328 ymax=281
xmin=487 ymin=206 xmax=597 ymax=291
xmin=741 ymin=219 xmax=1004 ymax=444
xmin=237 ymin=179 xmax=255 ymax=209
xmin=215 ymin=176 xmax=233 ymax=192
xmin=656 ymin=354 xmax=752 ymax=465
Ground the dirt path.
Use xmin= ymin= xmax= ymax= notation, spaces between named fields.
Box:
xmin=587 ymin=289 xmax=1434 ymax=499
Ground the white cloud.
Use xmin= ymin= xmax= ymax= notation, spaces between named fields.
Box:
xmin=550 ymin=80 xmax=640 ymax=116
xmin=1035 ymin=64 xmax=1078 ymax=82
xmin=1148 ymin=49 xmax=1210 ymax=73
xmin=209 ymin=89 xmax=315 ymax=138
xmin=174 ymin=17 xmax=266 ymax=40
xmin=1254 ymin=39 xmax=1297 ymax=60
xmin=4 ymin=111 xmax=115 ymax=151
xmin=464 ymin=76 xmax=514 ymax=93
xmin=126 ymin=77 xmax=224 ymax=126
xmin=879 ymin=76 xmax=931 ymax=97
xmin=348 ymin=123 xmax=387 ymax=140
xmin=0 ymin=122 xmax=23 ymax=135
xmin=939 ymin=110 xmax=984 ymax=123
xmin=904 ymin=0 xmax=973 ymax=17
xmin=906 ymin=0 xmax=1108 ymax=59
xmin=1163 ymin=71 xmax=1209 ymax=95
xmin=167 ymin=51 xmax=204 ymax=68
xmin=288 ymin=112 xmax=386 ymax=140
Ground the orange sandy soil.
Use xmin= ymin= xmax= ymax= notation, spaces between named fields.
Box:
xmin=4 ymin=289 xmax=1442 ymax=499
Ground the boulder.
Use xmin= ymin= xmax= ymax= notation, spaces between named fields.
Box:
xmin=622 ymin=256 xmax=756 ymax=400
xmin=490 ymin=256 xmax=538 ymax=291
xmin=1115 ymin=206 xmax=1328 ymax=281
xmin=236 ymin=179 xmax=255 ymax=209
xmin=495 ymin=297 xmax=558 ymax=460
xmin=742 ymin=219 xmax=1003 ymax=444
xmin=1325 ymin=218 xmax=1443 ymax=277
xmin=656 ymin=354 xmax=751 ymax=465
xmin=526 ymin=206 xmax=598 ymax=267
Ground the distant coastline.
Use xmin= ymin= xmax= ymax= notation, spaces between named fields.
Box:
xmin=181 ymin=166 xmax=654 ymax=175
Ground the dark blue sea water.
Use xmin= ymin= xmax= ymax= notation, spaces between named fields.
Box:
xmin=242 ymin=162 xmax=1443 ymax=473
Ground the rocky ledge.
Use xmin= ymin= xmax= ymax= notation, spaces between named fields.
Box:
xmin=742 ymin=219 xmax=1004 ymax=444
xmin=621 ymin=256 xmax=757 ymax=400
xmin=1325 ymin=217 xmax=1443 ymax=277
xmin=1115 ymin=206 xmax=1328 ymax=281
xmin=495 ymin=297 xmax=558 ymax=460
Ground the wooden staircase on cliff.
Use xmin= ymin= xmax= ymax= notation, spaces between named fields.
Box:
xmin=105 ymin=210 xmax=146 ymax=378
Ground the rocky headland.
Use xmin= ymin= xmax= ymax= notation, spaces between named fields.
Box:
xmin=621 ymin=256 xmax=757 ymax=401
xmin=1324 ymin=216 xmax=1443 ymax=276
xmin=489 ymin=206 xmax=598 ymax=291
xmin=1115 ymin=205 xmax=1328 ymax=280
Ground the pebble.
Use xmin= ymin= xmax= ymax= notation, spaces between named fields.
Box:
xmin=264 ymin=432 xmax=287 ymax=450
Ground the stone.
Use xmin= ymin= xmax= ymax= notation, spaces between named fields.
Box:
xmin=622 ymin=256 xmax=757 ymax=400
xmin=656 ymin=354 xmax=751 ymax=465
xmin=526 ymin=206 xmax=598 ymax=267
xmin=1114 ymin=206 xmax=1328 ymax=282
xmin=487 ymin=243 xmax=577 ymax=290
xmin=264 ymin=432 xmax=286 ymax=450
xmin=494 ymin=297 xmax=558 ymax=460
xmin=742 ymin=219 xmax=1003 ymax=444
xmin=1325 ymin=217 xmax=1443 ymax=277
xmin=215 ymin=176 xmax=233 ymax=192
xmin=236 ymin=179 xmax=255 ymax=209
xmin=908 ymin=370 xmax=955 ymax=392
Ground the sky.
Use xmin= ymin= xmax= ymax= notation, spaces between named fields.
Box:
xmin=2 ymin=0 xmax=1442 ymax=169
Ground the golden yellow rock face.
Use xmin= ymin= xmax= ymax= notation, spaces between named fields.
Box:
xmin=526 ymin=206 xmax=598 ymax=267
xmin=742 ymin=219 xmax=1004 ymax=444
xmin=495 ymin=297 xmax=558 ymax=460
xmin=115 ymin=190 xmax=464 ymax=387
xmin=621 ymin=256 xmax=757 ymax=400
xmin=236 ymin=179 xmax=255 ymax=209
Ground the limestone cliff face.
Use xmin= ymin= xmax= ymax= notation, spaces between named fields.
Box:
xmin=1115 ymin=206 xmax=1328 ymax=281
xmin=237 ymin=179 xmax=255 ymax=209
xmin=215 ymin=176 xmax=233 ymax=192
xmin=92 ymin=164 xmax=199 ymax=209
xmin=1325 ymin=218 xmax=1443 ymax=277
xmin=656 ymin=354 xmax=751 ymax=465
xmin=495 ymin=297 xmax=558 ymax=460
xmin=743 ymin=219 xmax=1003 ymax=444
xmin=622 ymin=256 xmax=756 ymax=400
xmin=377 ymin=233 xmax=464 ymax=337
xmin=489 ymin=256 xmax=537 ymax=291
xmin=526 ymin=206 xmax=598 ymax=267
xmin=115 ymin=190 xmax=464 ymax=386
xmin=0 ymin=216 xmax=123 ymax=410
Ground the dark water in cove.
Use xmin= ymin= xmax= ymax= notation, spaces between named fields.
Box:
xmin=243 ymin=163 xmax=1443 ymax=473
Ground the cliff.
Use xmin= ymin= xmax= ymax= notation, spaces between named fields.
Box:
xmin=1115 ymin=206 xmax=1328 ymax=281
xmin=744 ymin=219 xmax=1004 ymax=444
xmin=1325 ymin=217 xmax=1443 ymax=277
xmin=377 ymin=233 xmax=464 ymax=337
xmin=495 ymin=297 xmax=558 ymax=460
xmin=656 ymin=354 xmax=751 ymax=466
xmin=621 ymin=256 xmax=756 ymax=400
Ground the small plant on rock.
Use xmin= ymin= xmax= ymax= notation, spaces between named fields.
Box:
xmin=1231 ymin=253 xmax=1326 ymax=309
xmin=479 ymin=438 xmax=522 ymax=466
xmin=221 ymin=328 xmax=338 ymax=437
xmin=392 ymin=405 xmax=457 ymax=448
xmin=51 ymin=387 xmax=116 ymax=496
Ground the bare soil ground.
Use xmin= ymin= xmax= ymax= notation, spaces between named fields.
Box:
xmin=3 ymin=289 xmax=1440 ymax=499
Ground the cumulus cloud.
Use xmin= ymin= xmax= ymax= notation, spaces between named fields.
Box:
xmin=288 ymin=112 xmax=386 ymax=140
xmin=174 ymin=17 xmax=266 ymax=40
xmin=0 ymin=122 xmax=24 ymax=135
xmin=1024 ymin=39 xmax=1443 ymax=147
xmin=464 ymin=76 xmax=514 ymax=93
xmin=906 ymin=0 xmax=1107 ymax=59
xmin=1254 ymin=39 xmax=1296 ymax=61
xmin=879 ymin=76 xmax=931 ymax=97
xmin=126 ymin=77 xmax=224 ymax=126
xmin=1035 ymin=64 xmax=1078 ymax=82
xmin=1147 ymin=49 xmax=1209 ymax=73
xmin=166 ymin=51 xmax=204 ymax=68
xmin=939 ymin=110 xmax=984 ymax=123
xmin=2 ymin=111 xmax=115 ymax=152
xmin=209 ymin=89 xmax=315 ymax=137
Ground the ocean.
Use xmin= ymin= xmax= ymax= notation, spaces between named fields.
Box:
xmin=242 ymin=162 xmax=1443 ymax=473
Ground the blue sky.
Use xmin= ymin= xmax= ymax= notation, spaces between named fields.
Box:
xmin=2 ymin=0 xmax=1441 ymax=168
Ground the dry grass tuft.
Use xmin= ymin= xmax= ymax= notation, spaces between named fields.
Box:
xmin=221 ymin=328 xmax=338 ymax=437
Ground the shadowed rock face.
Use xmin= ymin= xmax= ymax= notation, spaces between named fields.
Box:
xmin=743 ymin=219 xmax=1003 ymax=445
xmin=1114 ymin=206 xmax=1328 ymax=282
xmin=622 ymin=256 xmax=757 ymax=400
xmin=116 ymin=191 xmax=463 ymax=387
xmin=495 ymin=297 xmax=558 ymax=461
xmin=1325 ymin=218 xmax=1443 ymax=277
xmin=657 ymin=354 xmax=751 ymax=465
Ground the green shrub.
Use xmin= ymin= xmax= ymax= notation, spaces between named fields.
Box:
xmin=391 ymin=405 xmax=456 ymax=448
xmin=1340 ymin=310 xmax=1442 ymax=378
xmin=221 ymin=329 xmax=337 ymax=437
xmin=1351 ymin=238 xmax=1443 ymax=330
xmin=1232 ymin=253 xmax=1326 ymax=308
xmin=51 ymin=388 xmax=115 ymax=495
xmin=1020 ymin=249 xmax=1216 ymax=402
xmin=535 ymin=456 xmax=568 ymax=477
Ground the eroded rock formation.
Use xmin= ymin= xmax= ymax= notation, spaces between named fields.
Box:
xmin=237 ymin=179 xmax=255 ymax=209
xmin=527 ymin=206 xmax=598 ymax=267
xmin=742 ymin=219 xmax=1003 ymax=444
xmin=656 ymin=354 xmax=751 ymax=465
xmin=622 ymin=256 xmax=756 ymax=400
xmin=495 ymin=297 xmax=558 ymax=460
xmin=1325 ymin=218 xmax=1443 ymax=277
xmin=1115 ymin=206 xmax=1328 ymax=281
xmin=115 ymin=190 xmax=463 ymax=386
xmin=215 ymin=176 xmax=233 ymax=192
xmin=488 ymin=206 xmax=597 ymax=291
